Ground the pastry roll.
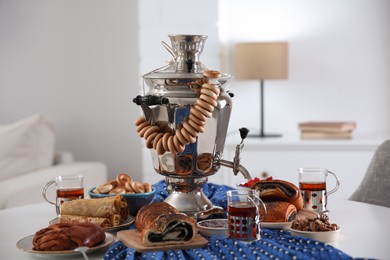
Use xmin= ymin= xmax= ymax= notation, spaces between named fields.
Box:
xmin=61 ymin=195 xmax=128 ymax=221
xmin=135 ymin=202 xmax=197 ymax=246
xmin=59 ymin=195 xmax=129 ymax=227
xmin=58 ymin=215 xmax=111 ymax=228
xmin=250 ymin=179 xmax=303 ymax=210
xmin=261 ymin=201 xmax=297 ymax=222
xmin=32 ymin=223 xmax=105 ymax=251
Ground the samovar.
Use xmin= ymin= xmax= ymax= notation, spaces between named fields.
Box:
xmin=133 ymin=34 xmax=251 ymax=219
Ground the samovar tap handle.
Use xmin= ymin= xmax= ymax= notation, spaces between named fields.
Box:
xmin=233 ymin=127 xmax=249 ymax=174
xmin=218 ymin=127 xmax=252 ymax=180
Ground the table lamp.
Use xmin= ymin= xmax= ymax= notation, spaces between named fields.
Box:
xmin=234 ymin=42 xmax=288 ymax=138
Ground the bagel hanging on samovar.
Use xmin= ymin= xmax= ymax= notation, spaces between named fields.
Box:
xmin=134 ymin=70 xmax=221 ymax=155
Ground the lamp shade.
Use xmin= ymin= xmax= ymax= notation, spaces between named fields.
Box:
xmin=235 ymin=42 xmax=288 ymax=80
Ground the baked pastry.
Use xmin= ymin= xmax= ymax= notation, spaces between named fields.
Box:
xmin=261 ymin=201 xmax=297 ymax=222
xmin=59 ymin=195 xmax=129 ymax=227
xmin=32 ymin=223 xmax=105 ymax=251
xmin=58 ymin=215 xmax=111 ymax=228
xmin=250 ymin=179 xmax=303 ymax=210
xmin=135 ymin=202 xmax=197 ymax=246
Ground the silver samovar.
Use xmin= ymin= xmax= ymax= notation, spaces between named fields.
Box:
xmin=133 ymin=34 xmax=251 ymax=219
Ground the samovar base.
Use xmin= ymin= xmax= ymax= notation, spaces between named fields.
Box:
xmin=164 ymin=177 xmax=224 ymax=219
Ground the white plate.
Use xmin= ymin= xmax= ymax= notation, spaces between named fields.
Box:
xmin=16 ymin=232 xmax=115 ymax=255
xmin=49 ymin=215 xmax=135 ymax=232
xmin=261 ymin=222 xmax=292 ymax=229
xmin=288 ymin=227 xmax=340 ymax=242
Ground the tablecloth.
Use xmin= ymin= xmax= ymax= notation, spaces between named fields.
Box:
xmin=103 ymin=180 xmax=353 ymax=260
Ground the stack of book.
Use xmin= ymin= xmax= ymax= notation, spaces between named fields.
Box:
xmin=298 ymin=121 xmax=357 ymax=139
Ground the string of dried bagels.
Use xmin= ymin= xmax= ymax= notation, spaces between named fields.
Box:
xmin=135 ymin=70 xmax=221 ymax=155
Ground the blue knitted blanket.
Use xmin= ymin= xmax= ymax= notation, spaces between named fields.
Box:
xmin=103 ymin=180 xmax=353 ymax=260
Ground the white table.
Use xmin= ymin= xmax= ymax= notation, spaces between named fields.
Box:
xmin=327 ymin=199 xmax=390 ymax=259
xmin=0 ymin=200 xmax=389 ymax=259
xmin=0 ymin=202 xmax=104 ymax=260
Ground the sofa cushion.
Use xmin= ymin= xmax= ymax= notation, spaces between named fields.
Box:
xmin=0 ymin=114 xmax=55 ymax=181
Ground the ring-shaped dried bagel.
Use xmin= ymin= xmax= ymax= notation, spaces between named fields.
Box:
xmin=202 ymin=83 xmax=220 ymax=95
xmin=200 ymin=88 xmax=218 ymax=100
xmin=116 ymin=173 xmax=132 ymax=186
xmin=194 ymin=104 xmax=213 ymax=118
xmin=173 ymin=136 xmax=185 ymax=153
xmin=196 ymin=98 xmax=215 ymax=112
xmin=162 ymin=132 xmax=171 ymax=152
xmin=188 ymin=118 xmax=205 ymax=133
xmin=96 ymin=184 xmax=113 ymax=194
xmin=143 ymin=125 xmax=160 ymax=140
xmin=134 ymin=116 xmax=146 ymax=126
xmin=183 ymin=118 xmax=198 ymax=137
xmin=125 ymin=181 xmax=135 ymax=192
xmin=109 ymin=187 xmax=126 ymax=194
xmin=190 ymin=107 xmax=208 ymax=122
xmin=136 ymin=121 xmax=149 ymax=134
xmin=138 ymin=124 xmax=153 ymax=138
xmin=203 ymin=70 xmax=221 ymax=78
xmin=189 ymin=111 xmax=206 ymax=126
xmin=155 ymin=137 xmax=166 ymax=155
xmin=145 ymin=132 xmax=158 ymax=149
xmin=143 ymin=182 xmax=152 ymax=193
xmin=167 ymin=135 xmax=178 ymax=154
xmin=181 ymin=127 xmax=197 ymax=144
xmin=153 ymin=132 xmax=164 ymax=150
xmin=175 ymin=124 xmax=189 ymax=146
xmin=131 ymin=181 xmax=145 ymax=193
xmin=200 ymin=94 xmax=218 ymax=107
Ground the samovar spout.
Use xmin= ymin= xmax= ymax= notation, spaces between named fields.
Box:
xmin=217 ymin=127 xmax=252 ymax=180
xmin=218 ymin=160 xmax=252 ymax=180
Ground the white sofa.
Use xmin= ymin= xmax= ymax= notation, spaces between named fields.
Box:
xmin=0 ymin=114 xmax=108 ymax=210
xmin=0 ymin=152 xmax=107 ymax=209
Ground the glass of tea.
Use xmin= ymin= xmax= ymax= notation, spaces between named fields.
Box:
xmin=226 ymin=189 xmax=267 ymax=242
xmin=42 ymin=175 xmax=84 ymax=215
xmin=298 ymin=168 xmax=340 ymax=214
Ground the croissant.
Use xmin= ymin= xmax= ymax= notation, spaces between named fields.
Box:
xmin=135 ymin=202 xmax=197 ymax=246
xmin=32 ymin=223 xmax=105 ymax=251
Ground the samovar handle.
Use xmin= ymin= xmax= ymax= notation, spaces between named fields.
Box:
xmin=218 ymin=128 xmax=252 ymax=180
xmin=161 ymin=41 xmax=176 ymax=59
xmin=133 ymin=95 xmax=170 ymax=122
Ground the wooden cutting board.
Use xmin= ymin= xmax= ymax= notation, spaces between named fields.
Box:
xmin=117 ymin=229 xmax=209 ymax=252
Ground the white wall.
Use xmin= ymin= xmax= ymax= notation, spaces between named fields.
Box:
xmin=0 ymin=0 xmax=142 ymax=180
xmin=219 ymin=0 xmax=390 ymax=136
xmin=138 ymin=0 xmax=390 ymax=182
xmin=1 ymin=0 xmax=389 ymax=183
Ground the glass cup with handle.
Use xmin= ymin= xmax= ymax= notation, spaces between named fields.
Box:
xmin=226 ymin=189 xmax=267 ymax=241
xmin=298 ymin=168 xmax=340 ymax=214
xmin=42 ymin=175 xmax=84 ymax=215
